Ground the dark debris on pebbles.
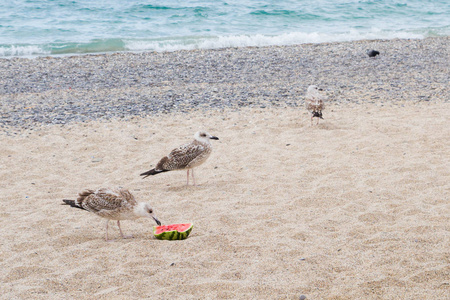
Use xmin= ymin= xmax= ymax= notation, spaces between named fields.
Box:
xmin=0 ymin=37 xmax=448 ymax=131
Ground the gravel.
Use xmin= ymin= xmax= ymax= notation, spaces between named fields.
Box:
xmin=0 ymin=37 xmax=448 ymax=130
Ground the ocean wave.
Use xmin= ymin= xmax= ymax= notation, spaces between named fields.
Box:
xmin=125 ymin=29 xmax=427 ymax=53
xmin=50 ymin=39 xmax=127 ymax=55
xmin=0 ymin=29 xmax=440 ymax=58
xmin=0 ymin=45 xmax=50 ymax=58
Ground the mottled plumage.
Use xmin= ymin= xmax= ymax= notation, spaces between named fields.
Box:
xmin=140 ymin=131 xmax=219 ymax=185
xmin=62 ymin=188 xmax=161 ymax=241
xmin=305 ymin=85 xmax=327 ymax=125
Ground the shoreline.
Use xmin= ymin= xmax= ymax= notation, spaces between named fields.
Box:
xmin=1 ymin=36 xmax=449 ymax=131
xmin=0 ymin=36 xmax=438 ymax=59
xmin=0 ymin=35 xmax=443 ymax=60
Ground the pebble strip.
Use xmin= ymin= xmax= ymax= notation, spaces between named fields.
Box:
xmin=0 ymin=37 xmax=448 ymax=130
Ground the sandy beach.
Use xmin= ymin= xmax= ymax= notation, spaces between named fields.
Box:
xmin=0 ymin=38 xmax=449 ymax=299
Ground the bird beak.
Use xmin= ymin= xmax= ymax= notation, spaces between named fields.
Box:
xmin=210 ymin=136 xmax=219 ymax=140
xmin=153 ymin=217 xmax=161 ymax=226
xmin=318 ymin=88 xmax=324 ymax=91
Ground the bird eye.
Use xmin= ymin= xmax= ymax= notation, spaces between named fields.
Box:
xmin=201 ymin=133 xmax=206 ymax=137
xmin=148 ymin=209 xmax=153 ymax=214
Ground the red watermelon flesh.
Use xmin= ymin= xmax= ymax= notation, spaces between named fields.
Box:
xmin=153 ymin=223 xmax=193 ymax=240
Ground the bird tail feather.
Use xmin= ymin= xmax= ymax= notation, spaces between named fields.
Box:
xmin=140 ymin=169 xmax=168 ymax=178
xmin=62 ymin=199 xmax=86 ymax=210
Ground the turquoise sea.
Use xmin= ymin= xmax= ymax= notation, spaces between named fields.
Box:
xmin=1 ymin=0 xmax=449 ymax=57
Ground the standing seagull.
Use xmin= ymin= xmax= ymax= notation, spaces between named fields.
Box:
xmin=140 ymin=131 xmax=219 ymax=186
xmin=305 ymin=85 xmax=327 ymax=125
xmin=62 ymin=188 xmax=161 ymax=241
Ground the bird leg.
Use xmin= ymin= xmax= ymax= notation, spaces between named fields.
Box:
xmin=117 ymin=220 xmax=133 ymax=239
xmin=186 ymin=169 xmax=196 ymax=186
xmin=105 ymin=220 xmax=112 ymax=241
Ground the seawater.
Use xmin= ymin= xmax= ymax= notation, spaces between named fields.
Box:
xmin=0 ymin=0 xmax=449 ymax=57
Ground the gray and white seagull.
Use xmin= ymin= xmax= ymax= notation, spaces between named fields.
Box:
xmin=62 ymin=188 xmax=161 ymax=241
xmin=140 ymin=131 xmax=219 ymax=185
xmin=305 ymin=85 xmax=327 ymax=125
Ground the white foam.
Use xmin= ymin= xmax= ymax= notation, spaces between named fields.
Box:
xmin=125 ymin=29 xmax=426 ymax=53
xmin=0 ymin=45 xmax=49 ymax=58
xmin=1 ymin=29 xmax=428 ymax=58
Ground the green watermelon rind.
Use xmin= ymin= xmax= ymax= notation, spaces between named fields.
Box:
xmin=153 ymin=223 xmax=193 ymax=240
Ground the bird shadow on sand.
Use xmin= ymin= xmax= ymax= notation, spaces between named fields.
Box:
xmin=166 ymin=183 xmax=210 ymax=192
xmin=55 ymin=231 xmax=156 ymax=246
xmin=50 ymin=232 xmax=105 ymax=247
xmin=300 ymin=121 xmax=344 ymax=131
xmin=315 ymin=122 xmax=339 ymax=130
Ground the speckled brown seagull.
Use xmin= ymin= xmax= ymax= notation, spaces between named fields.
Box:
xmin=305 ymin=85 xmax=327 ymax=125
xmin=140 ymin=131 xmax=219 ymax=186
xmin=62 ymin=188 xmax=161 ymax=241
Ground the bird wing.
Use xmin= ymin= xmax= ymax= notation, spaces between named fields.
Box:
xmin=163 ymin=142 xmax=207 ymax=170
xmin=80 ymin=188 xmax=127 ymax=213
xmin=118 ymin=189 xmax=137 ymax=206
xmin=305 ymin=99 xmax=315 ymax=111
xmin=316 ymin=99 xmax=325 ymax=111
xmin=305 ymin=98 xmax=325 ymax=112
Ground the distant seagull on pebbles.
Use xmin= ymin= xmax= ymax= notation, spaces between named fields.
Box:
xmin=305 ymin=85 xmax=327 ymax=125
xmin=140 ymin=131 xmax=219 ymax=186
xmin=367 ymin=49 xmax=380 ymax=57
xmin=62 ymin=188 xmax=161 ymax=241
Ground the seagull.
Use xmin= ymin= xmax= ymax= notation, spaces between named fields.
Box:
xmin=140 ymin=131 xmax=219 ymax=186
xmin=305 ymin=85 xmax=327 ymax=125
xmin=62 ymin=188 xmax=161 ymax=241
xmin=367 ymin=49 xmax=380 ymax=57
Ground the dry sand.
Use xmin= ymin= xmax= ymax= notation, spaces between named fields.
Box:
xmin=1 ymin=100 xmax=449 ymax=299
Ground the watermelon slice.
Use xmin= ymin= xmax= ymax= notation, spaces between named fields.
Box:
xmin=153 ymin=223 xmax=193 ymax=240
